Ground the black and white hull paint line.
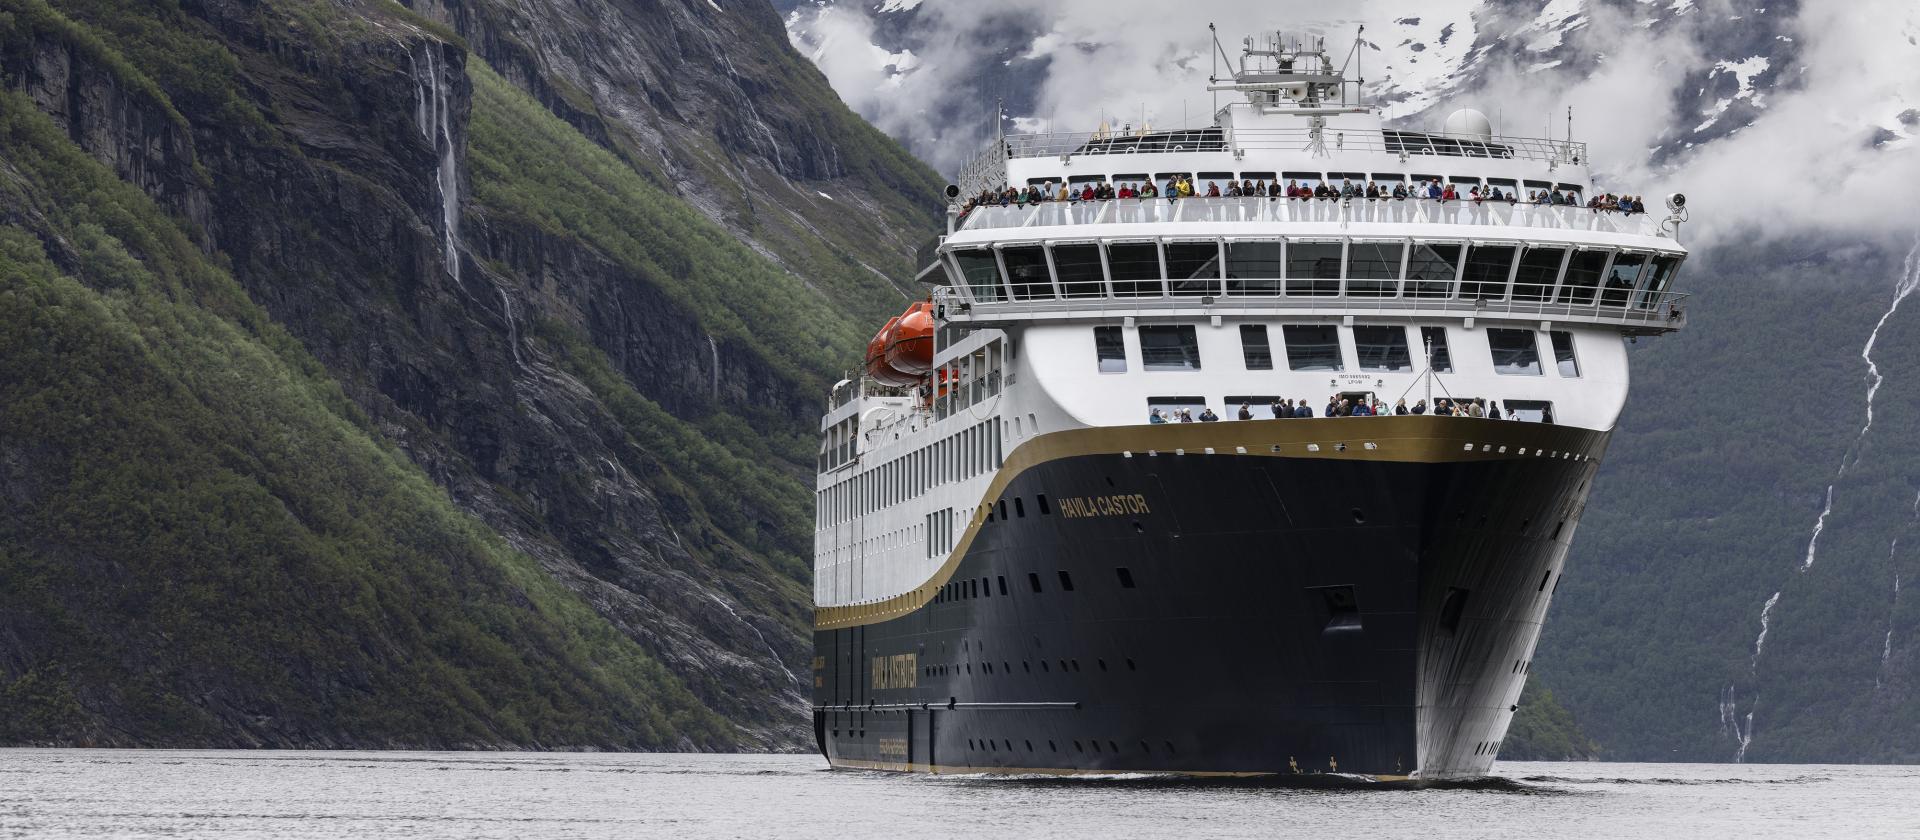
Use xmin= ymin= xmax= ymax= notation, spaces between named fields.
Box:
xmin=811 ymin=417 xmax=1604 ymax=779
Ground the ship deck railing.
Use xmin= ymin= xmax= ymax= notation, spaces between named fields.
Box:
xmin=987 ymin=126 xmax=1587 ymax=165
xmin=931 ymin=282 xmax=1689 ymax=336
xmin=956 ymin=196 xmax=1667 ymax=239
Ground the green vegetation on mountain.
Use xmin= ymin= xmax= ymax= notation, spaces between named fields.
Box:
xmin=1501 ymin=677 xmax=1600 ymax=761
xmin=0 ymin=90 xmax=731 ymax=747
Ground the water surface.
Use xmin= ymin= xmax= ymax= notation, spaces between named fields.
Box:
xmin=2 ymin=750 xmax=1913 ymax=839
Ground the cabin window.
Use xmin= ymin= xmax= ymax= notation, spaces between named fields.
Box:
xmin=1139 ymin=325 xmax=1201 ymax=371
xmin=1355 ymin=326 xmax=1414 ymax=372
xmin=1165 ymin=241 xmax=1223 ymax=296
xmin=1603 ymin=253 xmax=1647 ymax=307
xmin=1345 ymin=241 xmax=1404 ymax=297
xmin=1283 ymin=325 xmax=1344 ymax=372
xmin=1488 ymin=328 xmax=1544 ymax=376
xmin=1105 ymin=242 xmax=1162 ymax=297
xmin=1146 ymin=396 xmax=1208 ymax=421
xmin=1460 ymin=244 xmax=1516 ymax=300
xmin=1637 ymin=255 xmax=1682 ymax=309
xmin=1240 ymin=325 xmax=1274 ymax=370
xmin=1001 ymin=246 xmax=1051 ymax=301
xmin=1371 ymin=172 xmax=1406 ymax=187
xmin=1512 ymin=246 xmax=1566 ymax=302
xmin=1505 ymin=399 xmax=1555 ymax=423
xmin=953 ymin=249 xmax=1003 ymax=303
xmin=1224 ymin=241 xmax=1283 ymax=295
xmin=1550 ymin=331 xmax=1581 ymax=378
xmin=1285 ymin=241 xmax=1343 ymax=296
xmin=1052 ymin=243 xmax=1106 ymax=298
xmin=1093 ymin=326 xmax=1127 ymax=374
xmin=1419 ymin=327 xmax=1454 ymax=372
xmin=1405 ymin=242 xmax=1461 ymax=298
xmin=1558 ymin=250 xmax=1609 ymax=305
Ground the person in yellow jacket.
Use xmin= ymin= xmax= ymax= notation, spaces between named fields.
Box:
xmin=1178 ymin=177 xmax=1195 ymax=197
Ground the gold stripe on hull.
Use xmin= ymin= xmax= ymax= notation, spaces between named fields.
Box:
xmin=827 ymin=756 xmax=1413 ymax=782
xmin=815 ymin=416 xmax=1607 ymax=630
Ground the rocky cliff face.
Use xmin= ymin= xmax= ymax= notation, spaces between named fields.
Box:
xmin=0 ymin=0 xmax=941 ymax=749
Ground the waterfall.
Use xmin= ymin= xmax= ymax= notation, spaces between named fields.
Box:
xmin=706 ymin=335 xmax=720 ymax=398
xmin=497 ymin=286 xmax=522 ymax=366
xmin=707 ymin=594 xmax=799 ymax=688
xmin=415 ymin=45 xmax=462 ymax=284
xmin=1751 ymin=591 xmax=1781 ymax=669
xmin=1880 ymin=572 xmax=1902 ymax=688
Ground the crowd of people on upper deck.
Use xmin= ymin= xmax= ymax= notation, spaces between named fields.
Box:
xmin=960 ymin=177 xmax=1648 ymax=216
xmin=1149 ymin=396 xmax=1543 ymax=424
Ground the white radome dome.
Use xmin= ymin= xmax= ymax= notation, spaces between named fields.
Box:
xmin=1444 ymin=108 xmax=1494 ymax=140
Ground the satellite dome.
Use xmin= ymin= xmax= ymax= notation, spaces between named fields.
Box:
xmin=1444 ymin=108 xmax=1494 ymax=140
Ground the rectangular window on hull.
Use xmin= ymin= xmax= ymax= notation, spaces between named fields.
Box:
xmin=1094 ymin=326 xmax=1127 ymax=373
xmin=953 ymin=249 xmax=1003 ymax=303
xmin=1106 ymin=242 xmax=1162 ymax=297
xmin=1285 ymin=241 xmax=1343 ymax=297
xmin=1283 ymin=325 xmax=1343 ymax=371
xmin=1419 ymin=327 xmax=1454 ymax=373
xmin=1558 ymin=250 xmax=1609 ymax=305
xmin=1139 ymin=325 xmax=1201 ymax=371
xmin=1355 ymin=326 xmax=1413 ymax=372
xmin=1240 ymin=324 xmax=1274 ymax=370
xmin=1637 ymin=255 xmax=1682 ymax=309
xmin=1488 ymin=328 xmax=1544 ymax=376
xmin=1001 ymin=246 xmax=1051 ymax=301
xmin=1345 ymin=241 xmax=1404 ymax=297
xmin=1550 ymin=331 xmax=1580 ymax=377
xmin=1460 ymin=244 xmax=1516 ymax=300
xmin=1053 ymin=244 xmax=1106 ymax=298
xmin=1224 ymin=241 xmax=1283 ymax=295
xmin=1512 ymin=246 xmax=1566 ymax=302
xmin=1165 ymin=241 xmax=1222 ymax=296
xmin=1404 ymin=242 xmax=1461 ymax=298
xmin=1603 ymin=252 xmax=1647 ymax=307
xmin=1505 ymin=399 xmax=1555 ymax=423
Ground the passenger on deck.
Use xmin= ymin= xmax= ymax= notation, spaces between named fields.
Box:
xmin=1488 ymin=401 xmax=1503 ymax=420
xmin=1294 ymin=399 xmax=1313 ymax=418
xmin=1412 ymin=399 xmax=1428 ymax=415
xmin=1352 ymin=401 xmax=1373 ymax=417
xmin=1393 ymin=183 xmax=1409 ymax=199
xmin=1469 ymin=399 xmax=1486 ymax=418
xmin=1178 ymin=409 xmax=1194 ymax=423
xmin=1441 ymin=183 xmax=1459 ymax=202
xmin=1271 ymin=398 xmax=1287 ymax=418
xmin=1149 ymin=408 xmax=1168 ymax=424
xmin=1238 ymin=403 xmax=1253 ymax=420
xmin=1341 ymin=180 xmax=1358 ymax=199
xmin=1206 ymin=182 xmax=1222 ymax=197
xmin=1164 ymin=177 xmax=1180 ymax=202
xmin=1426 ymin=180 xmax=1443 ymax=200
xmin=1199 ymin=407 xmax=1220 ymax=422
xmin=1140 ymin=182 xmax=1159 ymax=198
xmin=1314 ymin=182 xmax=1333 ymax=199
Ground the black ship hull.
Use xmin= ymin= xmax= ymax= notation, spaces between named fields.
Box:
xmin=813 ymin=417 xmax=1607 ymax=779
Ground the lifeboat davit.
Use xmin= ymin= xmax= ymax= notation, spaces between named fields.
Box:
xmin=865 ymin=317 xmax=919 ymax=387
xmin=884 ymin=301 xmax=935 ymax=376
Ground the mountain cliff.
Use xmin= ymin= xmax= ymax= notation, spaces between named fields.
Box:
xmin=0 ymin=0 xmax=941 ymax=749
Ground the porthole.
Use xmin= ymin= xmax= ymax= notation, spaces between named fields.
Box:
xmin=1049 ymin=740 xmax=1058 ymax=752
xmin=1098 ymin=659 xmax=1108 ymax=671
xmin=1126 ymin=658 xmax=1137 ymax=671
xmin=1074 ymin=740 xmax=1084 ymax=752
xmin=1351 ymin=508 xmax=1366 ymax=524
xmin=1091 ymin=740 xmax=1101 ymax=753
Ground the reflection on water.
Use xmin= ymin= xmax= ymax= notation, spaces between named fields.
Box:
xmin=0 ymin=750 xmax=1913 ymax=840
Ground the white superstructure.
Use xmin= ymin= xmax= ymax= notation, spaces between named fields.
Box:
xmin=814 ymin=31 xmax=1688 ymax=615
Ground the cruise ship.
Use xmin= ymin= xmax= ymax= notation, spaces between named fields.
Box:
xmin=811 ymin=32 xmax=1689 ymax=779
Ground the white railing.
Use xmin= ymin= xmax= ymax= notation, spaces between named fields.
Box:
xmin=930 ymin=284 xmax=1689 ymax=334
xmin=957 ymin=197 xmax=1669 ymax=239
xmin=991 ymin=126 xmax=1586 ymax=165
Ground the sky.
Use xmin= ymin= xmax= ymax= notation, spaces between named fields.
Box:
xmin=788 ymin=0 xmax=1920 ymax=249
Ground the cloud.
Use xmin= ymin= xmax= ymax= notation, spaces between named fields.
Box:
xmin=792 ymin=0 xmax=1920 ymax=246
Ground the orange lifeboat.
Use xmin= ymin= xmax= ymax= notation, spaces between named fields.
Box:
xmin=865 ymin=317 xmax=919 ymax=387
xmin=884 ymin=301 xmax=935 ymax=376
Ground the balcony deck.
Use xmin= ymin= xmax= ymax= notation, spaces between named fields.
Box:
xmin=956 ymin=197 xmax=1671 ymax=241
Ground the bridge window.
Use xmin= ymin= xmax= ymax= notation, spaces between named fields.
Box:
xmin=1550 ymin=331 xmax=1581 ymax=378
xmin=1094 ymin=326 xmax=1127 ymax=374
xmin=1558 ymin=250 xmax=1609 ymax=305
xmin=1224 ymin=241 xmax=1283 ymax=295
xmin=1488 ymin=328 xmax=1544 ymax=376
xmin=1052 ymin=243 xmax=1106 ymax=298
xmin=1405 ymin=242 xmax=1462 ymax=298
xmin=1356 ymin=326 xmax=1414 ymax=372
xmin=1240 ymin=325 xmax=1274 ymax=370
xmin=1460 ymin=244 xmax=1516 ymax=300
xmin=1285 ymin=241 xmax=1343 ymax=296
xmin=1637 ymin=255 xmax=1682 ymax=309
xmin=1106 ymin=242 xmax=1163 ymax=297
xmin=1165 ymin=241 xmax=1223 ymax=296
xmin=1603 ymin=252 xmax=1647 ymax=307
xmin=953 ymin=249 xmax=1003 ymax=303
xmin=1139 ymin=325 xmax=1201 ymax=371
xmin=1283 ymin=325 xmax=1344 ymax=372
xmin=1370 ymin=171 xmax=1406 ymax=188
xmin=1346 ymin=241 xmax=1405 ymax=297
xmin=1001 ymin=246 xmax=1052 ymax=301
xmin=1419 ymin=327 xmax=1454 ymax=372
xmin=1512 ymin=246 xmax=1566 ymax=302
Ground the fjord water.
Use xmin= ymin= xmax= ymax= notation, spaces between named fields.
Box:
xmin=2 ymin=751 xmax=1914 ymax=839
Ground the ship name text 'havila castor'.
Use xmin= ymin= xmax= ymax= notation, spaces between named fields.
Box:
xmin=812 ymin=29 xmax=1689 ymax=780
